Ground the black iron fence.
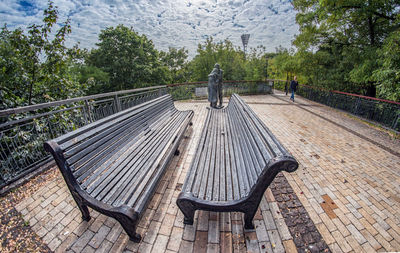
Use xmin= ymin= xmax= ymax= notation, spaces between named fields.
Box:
xmin=273 ymin=80 xmax=400 ymax=132
xmin=0 ymin=86 xmax=167 ymax=189
xmin=167 ymin=80 xmax=273 ymax=100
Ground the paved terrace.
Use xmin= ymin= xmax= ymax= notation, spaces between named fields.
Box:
xmin=7 ymin=91 xmax=400 ymax=252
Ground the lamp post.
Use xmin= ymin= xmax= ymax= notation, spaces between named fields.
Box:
xmin=241 ymin=34 xmax=250 ymax=60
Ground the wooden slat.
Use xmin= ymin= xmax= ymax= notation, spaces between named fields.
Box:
xmin=66 ymin=98 xmax=172 ymax=164
xmin=119 ymin=112 xmax=189 ymax=207
xmin=57 ymin=95 xmax=170 ymax=148
xmin=79 ymin=102 xmax=176 ymax=190
xmin=133 ymin=112 xmax=193 ymax=212
xmin=181 ymin=108 xmax=212 ymax=194
xmin=71 ymin=104 xmax=173 ymax=177
xmin=87 ymin=111 xmax=182 ymax=200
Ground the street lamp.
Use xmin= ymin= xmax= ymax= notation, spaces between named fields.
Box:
xmin=241 ymin=34 xmax=250 ymax=60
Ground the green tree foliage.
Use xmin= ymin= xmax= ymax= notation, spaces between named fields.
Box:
xmin=373 ymin=15 xmax=400 ymax=101
xmin=0 ymin=1 xmax=86 ymax=109
xmin=188 ymin=38 xmax=267 ymax=82
xmin=87 ymin=25 xmax=168 ymax=92
xmin=159 ymin=47 xmax=190 ymax=83
xmin=292 ymin=0 xmax=400 ymax=99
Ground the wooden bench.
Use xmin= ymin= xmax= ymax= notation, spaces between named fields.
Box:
xmin=177 ymin=94 xmax=298 ymax=229
xmin=44 ymin=94 xmax=193 ymax=242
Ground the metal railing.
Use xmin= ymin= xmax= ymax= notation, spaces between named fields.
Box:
xmin=273 ymin=80 xmax=400 ymax=132
xmin=167 ymin=80 xmax=274 ymax=100
xmin=0 ymin=86 xmax=167 ymax=189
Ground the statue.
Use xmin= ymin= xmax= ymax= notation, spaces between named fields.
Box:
xmin=208 ymin=63 xmax=223 ymax=108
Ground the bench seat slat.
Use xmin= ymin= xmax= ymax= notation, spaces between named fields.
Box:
xmin=57 ymin=95 xmax=170 ymax=149
xmin=100 ymin=112 xmax=186 ymax=206
xmin=119 ymin=112 xmax=190 ymax=207
xmin=132 ymin=112 xmax=192 ymax=213
xmin=78 ymin=110 xmax=177 ymax=190
xmin=181 ymin=109 xmax=211 ymax=195
xmin=66 ymin=100 xmax=172 ymax=167
xmin=85 ymin=110 xmax=181 ymax=198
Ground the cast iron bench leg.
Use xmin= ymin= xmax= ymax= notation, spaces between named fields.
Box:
xmin=244 ymin=209 xmax=257 ymax=229
xmin=72 ymin=193 xmax=91 ymax=221
xmin=177 ymin=200 xmax=195 ymax=225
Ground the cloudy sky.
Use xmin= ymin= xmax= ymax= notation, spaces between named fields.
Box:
xmin=1 ymin=0 xmax=298 ymax=57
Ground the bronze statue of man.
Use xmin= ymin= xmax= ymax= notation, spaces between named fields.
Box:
xmin=208 ymin=63 xmax=223 ymax=108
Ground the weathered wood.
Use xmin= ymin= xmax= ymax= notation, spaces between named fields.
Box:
xmin=44 ymin=94 xmax=193 ymax=242
xmin=177 ymin=93 xmax=298 ymax=229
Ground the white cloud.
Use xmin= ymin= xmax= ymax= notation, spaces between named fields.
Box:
xmin=1 ymin=0 xmax=298 ymax=57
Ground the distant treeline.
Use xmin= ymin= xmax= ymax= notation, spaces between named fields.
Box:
xmin=1 ymin=0 xmax=399 ymax=110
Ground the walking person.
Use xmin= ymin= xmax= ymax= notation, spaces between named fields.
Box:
xmin=290 ymin=76 xmax=298 ymax=102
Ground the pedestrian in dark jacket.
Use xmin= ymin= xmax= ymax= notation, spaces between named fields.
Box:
xmin=290 ymin=76 xmax=298 ymax=102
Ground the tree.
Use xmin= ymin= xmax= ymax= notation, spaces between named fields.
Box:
xmin=293 ymin=0 xmax=400 ymax=97
xmin=159 ymin=47 xmax=190 ymax=83
xmin=188 ymin=38 xmax=246 ymax=81
xmin=88 ymin=25 xmax=168 ymax=92
xmin=0 ymin=1 xmax=86 ymax=109
xmin=373 ymin=15 xmax=400 ymax=101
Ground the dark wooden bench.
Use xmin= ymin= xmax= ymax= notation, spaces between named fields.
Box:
xmin=177 ymin=94 xmax=298 ymax=229
xmin=44 ymin=94 xmax=193 ymax=242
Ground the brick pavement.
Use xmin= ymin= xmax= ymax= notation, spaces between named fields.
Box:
xmin=15 ymin=93 xmax=400 ymax=252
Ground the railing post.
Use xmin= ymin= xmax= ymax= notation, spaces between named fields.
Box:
xmin=392 ymin=111 xmax=400 ymax=130
xmin=84 ymin=100 xmax=93 ymax=124
xmin=353 ymin=97 xmax=361 ymax=115
xmin=114 ymin=95 xmax=121 ymax=113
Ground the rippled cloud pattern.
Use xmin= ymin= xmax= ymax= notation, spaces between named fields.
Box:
xmin=1 ymin=0 xmax=298 ymax=57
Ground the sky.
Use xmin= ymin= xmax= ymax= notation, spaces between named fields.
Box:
xmin=1 ymin=0 xmax=299 ymax=58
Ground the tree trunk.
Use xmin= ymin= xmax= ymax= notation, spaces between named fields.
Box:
xmin=365 ymin=83 xmax=376 ymax=97
xmin=28 ymin=65 xmax=35 ymax=105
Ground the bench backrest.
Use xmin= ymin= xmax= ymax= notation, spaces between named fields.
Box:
xmin=44 ymin=94 xmax=176 ymax=188
xmin=226 ymin=94 xmax=296 ymax=193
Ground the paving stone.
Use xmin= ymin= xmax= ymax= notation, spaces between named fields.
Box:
xmin=197 ymin=211 xmax=209 ymax=231
xmin=89 ymin=225 xmax=111 ymax=248
xmin=55 ymin=233 xmax=78 ymax=253
xmin=48 ymin=237 xmax=62 ymax=251
xmin=282 ymin=240 xmax=297 ymax=253
xmin=178 ymin=240 xmax=194 ymax=253
xmin=331 ymin=230 xmax=352 ymax=253
xmin=259 ymin=241 xmax=273 ymax=253
xmin=143 ymin=220 xmax=162 ymax=244
xmin=152 ymin=234 xmax=169 ymax=253
xmin=315 ymin=223 xmax=335 ymax=245
xmin=71 ymin=229 xmax=95 ymax=252
xmin=138 ymin=242 xmax=153 ymax=253
xmin=82 ymin=245 xmax=96 ymax=253
xmin=109 ymin=233 xmax=129 ymax=253
xmin=254 ymin=219 xmax=269 ymax=242
xmin=193 ymin=231 xmax=208 ymax=253
xmin=373 ymin=223 xmax=393 ymax=241
xmin=245 ymin=231 xmax=259 ymax=253
xmin=89 ymin=214 xmax=107 ymax=233
xmin=360 ymin=229 xmax=382 ymax=251
xmin=262 ymin=210 xmax=276 ymax=230
xmin=266 ymin=229 xmax=284 ymax=253
xmin=374 ymin=234 xmax=393 ymax=252
xmin=220 ymin=232 xmax=233 ymax=253
xmin=167 ymin=226 xmax=183 ymax=251
xmin=208 ymin=220 xmax=219 ymax=244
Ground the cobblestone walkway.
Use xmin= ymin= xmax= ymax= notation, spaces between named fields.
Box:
xmin=15 ymin=92 xmax=400 ymax=252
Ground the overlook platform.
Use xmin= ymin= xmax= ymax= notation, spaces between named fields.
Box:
xmin=2 ymin=91 xmax=400 ymax=252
